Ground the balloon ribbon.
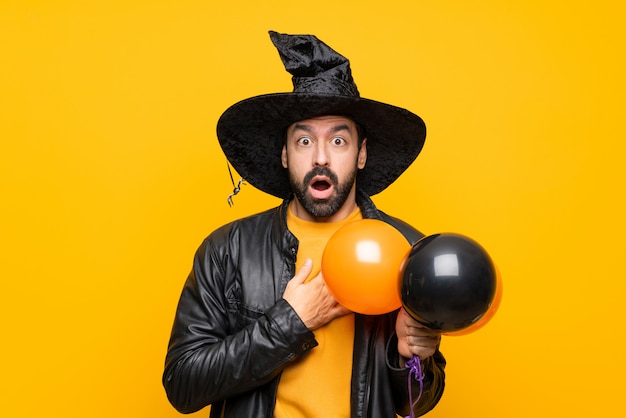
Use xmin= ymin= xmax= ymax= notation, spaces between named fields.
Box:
xmin=405 ymin=354 xmax=424 ymax=418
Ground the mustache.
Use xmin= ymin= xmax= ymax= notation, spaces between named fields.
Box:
xmin=303 ymin=167 xmax=338 ymax=186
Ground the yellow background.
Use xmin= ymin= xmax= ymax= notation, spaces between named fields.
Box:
xmin=1 ymin=1 xmax=624 ymax=417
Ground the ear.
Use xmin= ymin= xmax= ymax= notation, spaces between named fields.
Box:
xmin=281 ymin=144 xmax=288 ymax=168
xmin=357 ymin=139 xmax=367 ymax=169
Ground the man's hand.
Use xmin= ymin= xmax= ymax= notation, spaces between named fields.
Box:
xmin=282 ymin=259 xmax=352 ymax=330
xmin=396 ymin=308 xmax=441 ymax=363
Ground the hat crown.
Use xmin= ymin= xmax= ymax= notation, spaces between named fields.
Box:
xmin=269 ymin=31 xmax=360 ymax=97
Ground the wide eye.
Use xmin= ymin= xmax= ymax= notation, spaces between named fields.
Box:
xmin=331 ymin=136 xmax=346 ymax=146
xmin=297 ymin=136 xmax=312 ymax=146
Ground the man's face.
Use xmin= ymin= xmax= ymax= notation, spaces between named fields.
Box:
xmin=282 ymin=115 xmax=367 ymax=221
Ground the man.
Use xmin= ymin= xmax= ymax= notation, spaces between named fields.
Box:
xmin=163 ymin=31 xmax=446 ymax=418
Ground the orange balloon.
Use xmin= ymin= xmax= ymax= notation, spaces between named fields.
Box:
xmin=444 ymin=265 xmax=503 ymax=336
xmin=321 ymin=219 xmax=410 ymax=314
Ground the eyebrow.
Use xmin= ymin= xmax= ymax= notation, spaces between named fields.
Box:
xmin=291 ymin=123 xmax=352 ymax=134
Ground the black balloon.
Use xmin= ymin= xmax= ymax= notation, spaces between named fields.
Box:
xmin=400 ymin=233 xmax=496 ymax=333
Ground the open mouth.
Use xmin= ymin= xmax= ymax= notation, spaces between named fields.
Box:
xmin=308 ymin=176 xmax=334 ymax=199
xmin=311 ymin=179 xmax=331 ymax=191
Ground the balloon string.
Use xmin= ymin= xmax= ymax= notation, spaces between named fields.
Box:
xmin=404 ymin=354 xmax=424 ymax=418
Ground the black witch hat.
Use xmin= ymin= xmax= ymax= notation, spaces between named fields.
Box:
xmin=217 ymin=31 xmax=426 ymax=198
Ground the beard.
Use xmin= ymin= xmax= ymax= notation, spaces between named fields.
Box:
xmin=289 ymin=165 xmax=358 ymax=218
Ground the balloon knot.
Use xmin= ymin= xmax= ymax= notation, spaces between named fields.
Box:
xmin=404 ymin=354 xmax=424 ymax=418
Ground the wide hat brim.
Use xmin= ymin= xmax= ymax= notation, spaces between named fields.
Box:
xmin=217 ymin=92 xmax=426 ymax=198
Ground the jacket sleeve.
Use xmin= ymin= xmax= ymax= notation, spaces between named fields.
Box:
xmin=386 ymin=333 xmax=446 ymax=417
xmin=162 ymin=235 xmax=317 ymax=414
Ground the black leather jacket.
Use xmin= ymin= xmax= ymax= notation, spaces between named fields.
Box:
xmin=163 ymin=190 xmax=446 ymax=417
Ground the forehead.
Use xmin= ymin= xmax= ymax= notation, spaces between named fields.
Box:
xmin=287 ymin=115 xmax=357 ymax=134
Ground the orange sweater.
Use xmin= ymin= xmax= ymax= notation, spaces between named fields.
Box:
xmin=274 ymin=205 xmax=362 ymax=418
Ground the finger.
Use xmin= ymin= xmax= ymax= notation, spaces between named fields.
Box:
xmin=410 ymin=344 xmax=438 ymax=360
xmin=402 ymin=314 xmax=426 ymax=329
xmin=407 ymin=333 xmax=441 ymax=345
xmin=336 ymin=305 xmax=353 ymax=316
xmin=401 ymin=316 xmax=441 ymax=337
xmin=405 ymin=337 xmax=441 ymax=360
xmin=326 ymin=303 xmax=353 ymax=321
xmin=405 ymin=325 xmax=442 ymax=338
xmin=291 ymin=258 xmax=313 ymax=285
xmin=398 ymin=309 xmax=427 ymax=330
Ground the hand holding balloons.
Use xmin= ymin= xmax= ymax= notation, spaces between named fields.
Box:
xmin=396 ymin=308 xmax=442 ymax=360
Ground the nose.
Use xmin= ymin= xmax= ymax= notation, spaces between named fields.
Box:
xmin=313 ymin=142 xmax=329 ymax=167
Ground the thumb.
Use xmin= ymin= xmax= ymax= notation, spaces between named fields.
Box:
xmin=291 ymin=258 xmax=313 ymax=285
